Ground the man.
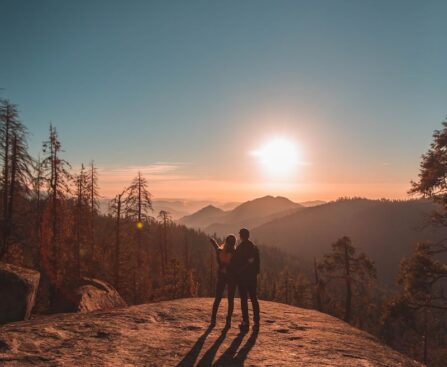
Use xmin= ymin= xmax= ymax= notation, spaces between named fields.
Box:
xmin=232 ymin=228 xmax=260 ymax=330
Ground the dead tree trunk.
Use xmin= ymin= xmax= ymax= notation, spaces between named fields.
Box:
xmin=343 ymin=241 xmax=352 ymax=322
xmin=314 ymin=258 xmax=322 ymax=311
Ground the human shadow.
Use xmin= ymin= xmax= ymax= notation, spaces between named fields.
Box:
xmin=232 ymin=327 xmax=259 ymax=365
xmin=212 ymin=327 xmax=259 ymax=366
xmin=196 ymin=325 xmax=230 ymax=366
xmin=176 ymin=325 xmax=214 ymax=367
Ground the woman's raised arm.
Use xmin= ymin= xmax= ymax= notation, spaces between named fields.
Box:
xmin=209 ymin=237 xmax=219 ymax=251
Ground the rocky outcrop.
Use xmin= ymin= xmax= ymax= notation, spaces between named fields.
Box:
xmin=0 ymin=298 xmax=423 ymax=366
xmin=53 ymin=277 xmax=126 ymax=313
xmin=0 ymin=262 xmax=40 ymax=325
xmin=75 ymin=277 xmax=127 ymax=312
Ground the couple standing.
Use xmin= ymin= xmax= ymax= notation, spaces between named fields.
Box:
xmin=209 ymin=228 xmax=260 ymax=331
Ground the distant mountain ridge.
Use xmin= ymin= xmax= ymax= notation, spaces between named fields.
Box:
xmin=99 ymin=197 xmax=324 ymax=219
xmin=251 ymin=198 xmax=447 ymax=284
xmin=178 ymin=195 xmax=303 ymax=235
xmin=179 ymin=196 xmax=447 ymax=285
xmin=99 ymin=198 xmax=240 ymax=219
xmin=299 ymin=200 xmax=326 ymax=207
xmin=178 ymin=204 xmax=226 ymax=229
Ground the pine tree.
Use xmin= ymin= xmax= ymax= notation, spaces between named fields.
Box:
xmin=155 ymin=258 xmax=197 ymax=300
xmin=277 ymin=267 xmax=291 ymax=304
xmin=382 ymin=241 xmax=447 ymax=364
xmin=0 ymin=100 xmax=16 ymax=252
xmin=183 ymin=228 xmax=189 ymax=269
xmin=319 ymin=236 xmax=376 ymax=322
xmin=404 ymin=117 xmax=447 ymax=364
xmin=73 ymin=164 xmax=89 ymax=279
xmin=123 ymin=171 xmax=153 ymax=302
xmin=292 ymin=273 xmax=313 ymax=308
xmin=32 ymin=155 xmax=44 ymax=268
xmin=87 ymin=161 xmax=99 ymax=260
xmin=410 ymin=119 xmax=447 ymax=225
xmin=41 ymin=124 xmax=72 ymax=304
xmin=110 ymin=189 xmax=125 ymax=287
xmin=399 ymin=242 xmax=447 ymax=311
xmin=0 ymin=100 xmax=33 ymax=257
xmin=124 ymin=172 xmax=153 ymax=223
xmin=158 ymin=210 xmax=172 ymax=275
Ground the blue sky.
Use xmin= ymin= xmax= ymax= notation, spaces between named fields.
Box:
xmin=1 ymin=0 xmax=446 ymax=200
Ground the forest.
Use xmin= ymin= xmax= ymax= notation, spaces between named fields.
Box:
xmin=1 ymin=98 xmax=446 ymax=366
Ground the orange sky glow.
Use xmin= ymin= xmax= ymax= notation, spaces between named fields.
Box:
xmin=97 ymin=163 xmax=414 ymax=203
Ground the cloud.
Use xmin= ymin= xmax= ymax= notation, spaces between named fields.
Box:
xmin=97 ymin=162 xmax=279 ymax=200
xmin=98 ymin=162 xmax=190 ymax=196
xmin=100 ymin=162 xmax=184 ymax=177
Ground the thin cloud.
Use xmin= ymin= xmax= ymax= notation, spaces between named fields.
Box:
xmin=98 ymin=162 xmax=191 ymax=196
xmin=100 ymin=162 xmax=182 ymax=175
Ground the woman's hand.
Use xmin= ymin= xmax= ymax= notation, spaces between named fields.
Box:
xmin=209 ymin=237 xmax=219 ymax=249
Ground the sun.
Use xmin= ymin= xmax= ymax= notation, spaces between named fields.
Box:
xmin=251 ymin=137 xmax=299 ymax=178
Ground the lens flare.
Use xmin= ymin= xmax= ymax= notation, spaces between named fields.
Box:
xmin=251 ymin=137 xmax=300 ymax=178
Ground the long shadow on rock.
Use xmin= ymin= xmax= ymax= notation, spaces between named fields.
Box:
xmin=232 ymin=327 xmax=259 ymax=365
xmin=176 ymin=325 xmax=214 ymax=367
xmin=212 ymin=327 xmax=258 ymax=366
xmin=196 ymin=326 xmax=230 ymax=366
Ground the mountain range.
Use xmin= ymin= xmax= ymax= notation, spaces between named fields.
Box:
xmin=99 ymin=197 xmax=324 ymax=220
xmin=178 ymin=196 xmax=304 ymax=235
xmin=179 ymin=196 xmax=447 ymax=284
xmin=99 ymin=198 xmax=241 ymax=219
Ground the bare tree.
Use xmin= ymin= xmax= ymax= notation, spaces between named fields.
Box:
xmin=313 ymin=258 xmax=323 ymax=311
xmin=0 ymin=100 xmax=33 ymax=256
xmin=87 ymin=161 xmax=99 ymax=259
xmin=32 ymin=155 xmax=44 ymax=268
xmin=110 ymin=189 xmax=125 ymax=287
xmin=41 ymin=124 xmax=72 ymax=303
xmin=0 ymin=101 xmax=16 ymax=249
xmin=73 ymin=164 xmax=89 ymax=279
xmin=124 ymin=172 xmax=153 ymax=223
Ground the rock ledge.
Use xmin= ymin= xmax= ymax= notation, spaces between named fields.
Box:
xmin=0 ymin=298 xmax=423 ymax=366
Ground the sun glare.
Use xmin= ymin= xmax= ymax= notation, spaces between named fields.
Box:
xmin=251 ymin=137 xmax=300 ymax=178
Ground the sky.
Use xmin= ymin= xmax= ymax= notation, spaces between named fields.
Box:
xmin=1 ymin=0 xmax=446 ymax=202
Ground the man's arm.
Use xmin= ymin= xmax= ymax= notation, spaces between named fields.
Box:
xmin=254 ymin=246 xmax=260 ymax=274
xmin=246 ymin=247 xmax=260 ymax=272
xmin=233 ymin=244 xmax=257 ymax=275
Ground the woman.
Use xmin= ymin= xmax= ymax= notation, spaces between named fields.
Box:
xmin=209 ymin=235 xmax=237 ymax=327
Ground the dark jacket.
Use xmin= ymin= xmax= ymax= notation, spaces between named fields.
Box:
xmin=231 ymin=240 xmax=260 ymax=286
